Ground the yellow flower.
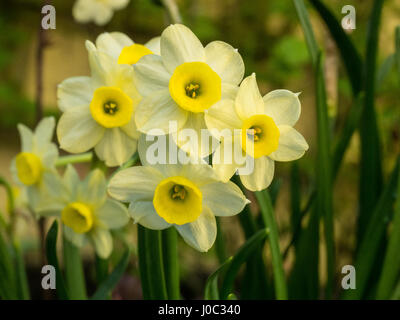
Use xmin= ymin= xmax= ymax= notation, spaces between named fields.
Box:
xmin=10 ymin=117 xmax=61 ymax=214
xmin=205 ymin=73 xmax=309 ymax=191
xmin=57 ymin=40 xmax=141 ymax=167
xmin=108 ymin=159 xmax=248 ymax=252
xmin=72 ymin=0 xmax=130 ymax=26
xmin=133 ymin=24 xmax=245 ymax=157
xmin=49 ymin=165 xmax=129 ymax=258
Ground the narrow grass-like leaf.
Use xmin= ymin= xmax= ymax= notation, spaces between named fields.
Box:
xmin=343 ymin=158 xmax=399 ymax=299
xmin=63 ymin=236 xmax=87 ymax=300
xmin=215 ymin=218 xmax=227 ymax=264
xmin=220 ymin=229 xmax=269 ymax=299
xmin=0 ymin=230 xmax=17 ymax=299
xmin=376 ymin=162 xmax=400 ymax=299
xmin=358 ymin=0 xmax=384 ymax=244
xmin=162 ymin=227 xmax=180 ymax=299
xmin=289 ymin=163 xmax=301 ymax=256
xmin=13 ymin=241 xmax=30 ymax=300
xmin=46 ymin=221 xmax=68 ymax=300
xmin=376 ymin=54 xmax=395 ymax=89
xmin=396 ymin=26 xmax=400 ymax=78
xmin=255 ymin=191 xmax=288 ymax=299
xmin=309 ymin=0 xmax=363 ymax=94
xmin=205 ymin=257 xmax=233 ymax=300
xmin=292 ymin=0 xmax=319 ymax=67
xmin=91 ymin=248 xmax=131 ymax=300
xmin=95 ymin=255 xmax=109 ymax=285
xmin=137 ymin=225 xmax=151 ymax=299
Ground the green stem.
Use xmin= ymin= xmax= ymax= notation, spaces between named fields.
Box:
xmin=95 ymin=255 xmax=109 ymax=285
xmin=162 ymin=228 xmax=180 ymax=299
xmin=63 ymin=237 xmax=87 ymax=300
xmin=55 ymin=152 xmax=93 ymax=167
xmin=255 ymin=190 xmax=288 ymax=300
xmin=137 ymin=225 xmax=151 ymax=299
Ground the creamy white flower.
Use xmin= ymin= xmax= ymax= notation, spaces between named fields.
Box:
xmin=10 ymin=117 xmax=62 ymax=215
xmin=108 ymin=160 xmax=248 ymax=252
xmin=73 ymin=0 xmax=130 ymax=26
xmin=133 ymin=24 xmax=245 ymax=158
xmin=46 ymin=165 xmax=129 ymax=259
xmin=205 ymin=73 xmax=309 ymax=191
xmin=57 ymin=40 xmax=141 ymax=167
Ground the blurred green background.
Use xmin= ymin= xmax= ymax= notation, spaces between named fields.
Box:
xmin=0 ymin=0 xmax=399 ymax=299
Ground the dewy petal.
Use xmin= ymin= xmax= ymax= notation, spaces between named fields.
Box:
xmin=17 ymin=124 xmax=33 ymax=152
xmin=57 ymin=105 xmax=105 ymax=154
xmin=201 ymin=181 xmax=247 ymax=217
xmin=135 ymin=89 xmax=188 ymax=134
xmin=57 ymin=76 xmax=94 ymax=112
xmin=240 ymin=156 xmax=275 ymax=191
xmin=96 ymin=32 xmax=134 ymax=60
xmin=269 ymin=125 xmax=309 ymax=161
xmin=235 ymin=73 xmax=265 ymax=120
xmin=145 ymin=36 xmax=161 ymax=55
xmin=64 ymin=225 xmax=85 ymax=247
xmin=133 ymin=54 xmax=170 ymax=96
xmin=94 ymin=128 xmax=138 ymax=167
xmin=35 ymin=117 xmax=55 ymax=144
xmin=79 ymin=169 xmax=107 ymax=206
xmin=129 ymin=201 xmax=171 ymax=230
xmin=204 ymin=99 xmax=242 ymax=137
xmin=90 ymin=228 xmax=113 ymax=259
xmin=160 ymin=24 xmax=205 ymax=74
xmin=176 ymin=206 xmax=216 ymax=252
xmin=205 ymin=41 xmax=244 ymax=85
xmin=263 ymin=90 xmax=301 ymax=126
xmin=108 ymin=166 xmax=164 ymax=203
xmin=173 ymin=113 xmax=218 ymax=158
xmin=97 ymin=199 xmax=129 ymax=229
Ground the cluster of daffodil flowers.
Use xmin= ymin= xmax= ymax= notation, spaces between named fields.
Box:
xmin=10 ymin=24 xmax=308 ymax=259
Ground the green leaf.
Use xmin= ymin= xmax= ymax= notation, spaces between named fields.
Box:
xmin=0 ymin=230 xmax=17 ymax=299
xmin=220 ymin=229 xmax=269 ymax=299
xmin=376 ymin=54 xmax=395 ymax=89
xmin=376 ymin=159 xmax=400 ymax=299
xmin=343 ymin=158 xmax=399 ymax=299
xmin=91 ymin=248 xmax=131 ymax=300
xmin=13 ymin=241 xmax=30 ymax=300
xmin=309 ymin=0 xmax=363 ymax=95
xmin=396 ymin=26 xmax=400 ymax=79
xmin=205 ymin=257 xmax=233 ymax=300
xmin=358 ymin=0 xmax=384 ymax=244
xmin=292 ymin=0 xmax=319 ymax=67
xmin=256 ymin=190 xmax=288 ymax=300
xmin=137 ymin=225 xmax=151 ymax=300
xmin=46 ymin=221 xmax=68 ymax=299
xmin=162 ymin=227 xmax=180 ymax=300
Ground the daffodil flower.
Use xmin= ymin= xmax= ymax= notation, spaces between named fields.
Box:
xmin=72 ymin=0 xmax=130 ymax=26
xmin=57 ymin=40 xmax=141 ymax=167
xmin=108 ymin=161 xmax=248 ymax=252
xmin=10 ymin=117 xmax=61 ymax=214
xmin=49 ymin=165 xmax=129 ymax=258
xmin=133 ymin=24 xmax=245 ymax=157
xmin=94 ymin=32 xmax=160 ymax=65
xmin=205 ymin=73 xmax=309 ymax=191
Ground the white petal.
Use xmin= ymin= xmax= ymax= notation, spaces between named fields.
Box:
xmin=120 ymin=116 xmax=140 ymax=140
xmin=63 ymin=164 xmax=80 ymax=199
xmin=175 ymin=206 xmax=216 ymax=252
xmin=86 ymin=42 xmax=115 ymax=86
xmin=93 ymin=4 xmax=113 ymax=26
xmin=263 ymin=90 xmax=301 ymax=126
xmin=173 ymin=113 xmax=218 ymax=158
xmin=72 ymin=0 xmax=93 ymax=23
xmin=145 ymin=36 xmax=161 ymax=55
xmin=129 ymin=201 xmax=170 ymax=230
xmin=135 ymin=89 xmax=188 ymax=133
xmin=64 ymin=225 xmax=85 ymax=247
xmin=204 ymin=99 xmax=242 ymax=136
xmin=94 ymin=128 xmax=137 ymax=167
xmin=95 ymin=32 xmax=133 ymax=60
xmin=90 ymin=228 xmax=113 ymax=259
xmin=235 ymin=73 xmax=264 ymax=120
xmin=240 ymin=156 xmax=275 ymax=191
xmin=201 ymin=181 xmax=247 ymax=216
xmin=205 ymin=41 xmax=244 ymax=85
xmin=41 ymin=144 xmax=58 ymax=167
xmin=108 ymin=166 xmax=163 ymax=202
xmin=160 ymin=24 xmax=205 ymax=74
xmin=57 ymin=76 xmax=93 ymax=112
xmin=78 ymin=169 xmax=107 ymax=205
xmin=35 ymin=117 xmax=55 ymax=144
xmin=108 ymin=0 xmax=130 ymax=10
xmin=179 ymin=162 xmax=218 ymax=186
xmin=222 ymin=83 xmax=239 ymax=100
xmin=269 ymin=125 xmax=309 ymax=161
xmin=57 ymin=105 xmax=105 ymax=153
xmin=17 ymin=124 xmax=33 ymax=152
xmin=97 ymin=199 xmax=129 ymax=229
xmin=133 ymin=54 xmax=170 ymax=96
